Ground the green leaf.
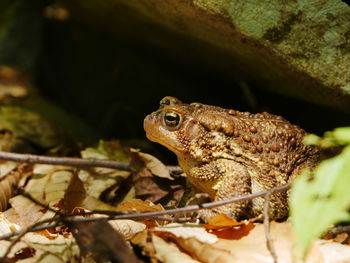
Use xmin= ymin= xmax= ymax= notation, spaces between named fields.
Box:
xmin=304 ymin=127 xmax=350 ymax=148
xmin=303 ymin=134 xmax=321 ymax=146
xmin=326 ymin=127 xmax=350 ymax=145
xmin=290 ymin=145 xmax=350 ymax=258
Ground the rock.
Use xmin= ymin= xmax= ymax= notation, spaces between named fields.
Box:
xmin=62 ymin=0 xmax=350 ymax=113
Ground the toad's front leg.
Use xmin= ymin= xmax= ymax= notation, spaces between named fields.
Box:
xmin=187 ymin=160 xmax=252 ymax=220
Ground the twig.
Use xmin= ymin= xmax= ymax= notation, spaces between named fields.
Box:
xmin=64 ymin=184 xmax=290 ymax=220
xmin=0 ymin=183 xmax=291 ymax=241
xmin=263 ymin=190 xmax=278 ymax=263
xmin=0 ymin=151 xmax=182 ymax=174
xmin=0 ymin=151 xmax=130 ymax=170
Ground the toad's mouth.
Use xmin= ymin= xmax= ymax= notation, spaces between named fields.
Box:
xmin=145 ymin=131 xmax=160 ymax=144
xmin=145 ymin=131 xmax=182 ymax=156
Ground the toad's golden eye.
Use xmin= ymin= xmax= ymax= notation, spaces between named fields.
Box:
xmin=164 ymin=112 xmax=181 ymax=128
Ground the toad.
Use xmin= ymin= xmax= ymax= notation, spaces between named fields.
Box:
xmin=144 ymin=97 xmax=320 ymax=219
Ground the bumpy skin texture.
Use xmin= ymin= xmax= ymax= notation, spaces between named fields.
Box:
xmin=144 ymin=97 xmax=320 ymax=219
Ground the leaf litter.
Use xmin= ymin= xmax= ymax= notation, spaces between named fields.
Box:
xmin=0 ymin=141 xmax=347 ymax=262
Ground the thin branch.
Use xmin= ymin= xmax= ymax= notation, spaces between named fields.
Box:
xmin=0 ymin=183 xmax=291 ymax=242
xmin=0 ymin=151 xmax=130 ymax=170
xmin=60 ymin=184 xmax=290 ymax=220
xmin=0 ymin=151 xmax=182 ymax=174
xmin=263 ymin=191 xmax=278 ymax=263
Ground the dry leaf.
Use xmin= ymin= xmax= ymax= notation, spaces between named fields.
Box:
xmin=4 ymin=164 xmax=86 ymax=227
xmin=131 ymin=230 xmax=159 ymax=261
xmin=26 ymin=166 xmax=85 ymax=211
xmin=175 ymin=237 xmax=238 ymax=263
xmin=115 ymin=198 xmax=164 ymax=213
xmin=206 ymin=223 xmax=255 ymax=240
xmin=108 ymin=219 xmax=146 ymax=240
xmin=206 ymin=214 xmax=242 ymax=227
xmin=212 ymin=222 xmax=350 ymax=263
xmin=71 ymin=220 xmax=138 ymax=263
xmin=0 ymin=213 xmax=20 ymax=234
xmin=78 ymin=168 xmax=130 ymax=200
xmin=81 ymin=195 xmax=119 ymax=211
xmin=79 ymin=143 xmax=132 ymax=205
xmin=214 ymin=222 xmax=293 ymax=263
xmin=153 ymin=234 xmax=201 ymax=263
xmin=133 ymin=165 xmax=185 ymax=205
xmin=155 ymin=223 xmax=218 ymax=244
xmin=134 ymin=151 xmax=173 ymax=180
xmin=128 ymin=148 xmax=185 ymax=205
xmin=153 ymin=226 xmax=236 ymax=263
xmin=32 ymin=164 xmax=69 ymax=174
xmin=0 ymin=231 xmax=79 ymax=262
xmin=0 ymin=163 xmax=33 ymax=211
xmin=311 ymin=240 xmax=350 ymax=263
xmin=151 ymin=221 xmax=350 ymax=263
xmin=204 ymin=215 xmax=255 ymax=240
xmin=7 ymin=195 xmax=44 ymax=227
xmin=69 ymin=206 xmax=146 ymax=240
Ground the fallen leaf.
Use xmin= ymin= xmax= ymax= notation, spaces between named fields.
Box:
xmin=69 ymin=207 xmax=146 ymax=240
xmin=81 ymin=140 xmax=128 ymax=161
xmin=134 ymin=151 xmax=173 ymax=180
xmin=131 ymin=230 xmax=158 ymax=260
xmin=205 ymin=223 xmax=255 ymax=240
xmin=0 ymin=229 xmax=79 ymax=262
xmin=213 ymin=221 xmax=350 ymax=263
xmin=154 ymin=223 xmax=218 ymax=244
xmin=26 ymin=166 xmax=85 ymax=211
xmin=0 ymin=213 xmax=20 ymax=235
xmin=80 ymin=141 xmax=132 ymax=204
xmin=0 ymin=163 xmax=33 ymax=211
xmin=207 ymin=214 xmax=241 ymax=227
xmin=78 ymin=167 xmax=131 ymax=203
xmin=108 ymin=219 xmax=146 ymax=240
xmin=153 ymin=234 xmax=201 ymax=263
xmin=132 ymin=164 xmax=185 ymax=205
xmin=7 ymin=195 xmax=45 ymax=227
xmin=70 ymin=219 xmax=138 ymax=263
xmin=175 ymin=236 xmax=237 ymax=263
xmin=115 ymin=198 xmax=164 ymax=213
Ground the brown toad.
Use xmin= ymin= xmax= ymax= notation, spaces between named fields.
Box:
xmin=144 ymin=97 xmax=320 ymax=219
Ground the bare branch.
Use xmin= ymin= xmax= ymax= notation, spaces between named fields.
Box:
xmin=0 ymin=151 xmax=183 ymax=175
xmin=0 ymin=151 xmax=130 ymax=170
xmin=0 ymin=183 xmax=291 ymax=245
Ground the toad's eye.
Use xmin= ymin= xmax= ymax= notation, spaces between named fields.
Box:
xmin=164 ymin=112 xmax=181 ymax=128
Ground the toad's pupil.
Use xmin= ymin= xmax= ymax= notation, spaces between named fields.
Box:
xmin=166 ymin=115 xmax=177 ymax=121
xmin=164 ymin=112 xmax=180 ymax=127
